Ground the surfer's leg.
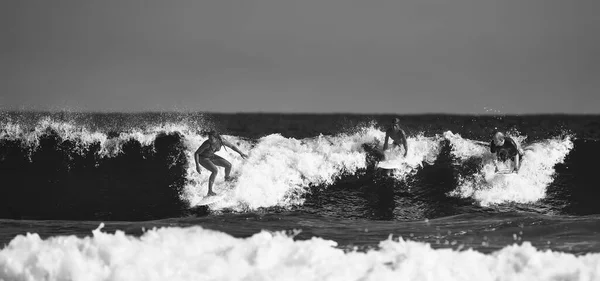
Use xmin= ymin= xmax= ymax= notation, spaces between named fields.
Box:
xmin=198 ymin=158 xmax=218 ymax=196
xmin=211 ymin=155 xmax=233 ymax=181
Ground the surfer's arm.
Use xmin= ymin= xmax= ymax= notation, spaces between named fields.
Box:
xmin=194 ymin=142 xmax=210 ymax=173
xmin=400 ymin=129 xmax=408 ymax=157
xmin=509 ymin=138 xmax=524 ymax=155
xmin=490 ymin=143 xmax=499 ymax=172
xmin=514 ymin=153 xmax=520 ymax=172
xmin=493 ymin=156 xmax=499 ymax=172
xmin=383 ymin=132 xmax=390 ymax=151
xmin=222 ymin=139 xmax=248 ymax=159
xmin=194 ymin=152 xmax=201 ymax=174
xmin=489 ymin=141 xmax=497 ymax=153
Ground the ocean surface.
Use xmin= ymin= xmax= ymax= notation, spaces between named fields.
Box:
xmin=1 ymin=111 xmax=600 ymax=280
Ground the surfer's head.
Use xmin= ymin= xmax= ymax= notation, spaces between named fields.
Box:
xmin=391 ymin=118 xmax=400 ymax=125
xmin=207 ymin=130 xmax=225 ymax=146
xmin=206 ymin=130 xmax=218 ymax=141
xmin=493 ymin=132 xmax=505 ymax=146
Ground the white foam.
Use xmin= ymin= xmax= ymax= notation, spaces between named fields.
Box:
xmin=0 ymin=225 xmax=598 ymax=281
xmin=99 ymin=123 xmax=209 ymax=157
xmin=0 ymin=117 xmax=211 ymax=158
xmin=0 ymin=122 xmax=24 ymax=140
xmin=445 ymin=132 xmax=573 ymax=206
xmin=8 ymin=118 xmax=110 ymax=157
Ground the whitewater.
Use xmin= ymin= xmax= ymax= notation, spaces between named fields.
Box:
xmin=1 ymin=224 xmax=599 ymax=281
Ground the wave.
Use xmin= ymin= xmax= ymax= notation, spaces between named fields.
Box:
xmin=0 ymin=116 xmax=592 ymax=220
xmin=0 ymin=225 xmax=598 ymax=281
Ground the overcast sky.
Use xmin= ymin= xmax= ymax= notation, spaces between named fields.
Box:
xmin=1 ymin=0 xmax=598 ymax=114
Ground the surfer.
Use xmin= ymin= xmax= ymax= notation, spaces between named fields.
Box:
xmin=383 ymin=118 xmax=408 ymax=157
xmin=490 ymin=132 xmax=524 ymax=173
xmin=194 ymin=131 xmax=248 ymax=196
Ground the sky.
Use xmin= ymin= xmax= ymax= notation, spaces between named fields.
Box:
xmin=1 ymin=0 xmax=599 ymax=114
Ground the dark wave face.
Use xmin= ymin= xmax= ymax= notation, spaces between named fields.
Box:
xmin=544 ymin=139 xmax=600 ymax=215
xmin=1 ymin=111 xmax=599 ymax=221
xmin=0 ymin=129 xmax=189 ymax=220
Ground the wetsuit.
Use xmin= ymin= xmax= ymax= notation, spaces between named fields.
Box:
xmin=490 ymin=137 xmax=522 ymax=162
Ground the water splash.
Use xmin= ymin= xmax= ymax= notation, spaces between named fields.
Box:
xmin=445 ymin=131 xmax=573 ymax=206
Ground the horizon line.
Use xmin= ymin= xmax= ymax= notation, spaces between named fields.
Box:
xmin=1 ymin=109 xmax=599 ymax=117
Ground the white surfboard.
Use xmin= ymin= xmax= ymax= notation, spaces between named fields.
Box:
xmin=484 ymin=168 xmax=519 ymax=184
xmin=473 ymin=140 xmax=491 ymax=147
xmin=197 ymin=193 xmax=227 ymax=206
xmin=377 ymin=160 xmax=401 ymax=169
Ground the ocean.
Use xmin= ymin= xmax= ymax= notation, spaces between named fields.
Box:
xmin=1 ymin=111 xmax=599 ymax=280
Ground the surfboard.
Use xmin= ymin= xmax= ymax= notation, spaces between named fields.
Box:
xmin=197 ymin=193 xmax=226 ymax=206
xmin=374 ymin=143 xmax=410 ymax=170
xmin=473 ymin=140 xmax=491 ymax=147
xmin=377 ymin=160 xmax=401 ymax=169
xmin=484 ymin=168 xmax=519 ymax=183
xmin=196 ymin=175 xmax=239 ymax=206
xmin=496 ymin=169 xmax=514 ymax=174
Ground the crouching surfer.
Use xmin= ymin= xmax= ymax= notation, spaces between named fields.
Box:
xmin=383 ymin=118 xmax=408 ymax=157
xmin=490 ymin=132 xmax=524 ymax=173
xmin=195 ymin=130 xmax=248 ymax=196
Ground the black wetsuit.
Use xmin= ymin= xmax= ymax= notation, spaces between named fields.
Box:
xmin=490 ymin=137 xmax=522 ymax=162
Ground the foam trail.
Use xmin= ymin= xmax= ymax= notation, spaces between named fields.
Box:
xmin=444 ymin=132 xmax=573 ymax=206
xmin=1 ymin=225 xmax=598 ymax=281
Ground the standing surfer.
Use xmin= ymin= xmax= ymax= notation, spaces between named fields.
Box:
xmin=490 ymin=132 xmax=524 ymax=173
xmin=383 ymin=118 xmax=408 ymax=157
xmin=195 ymin=131 xmax=248 ymax=196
